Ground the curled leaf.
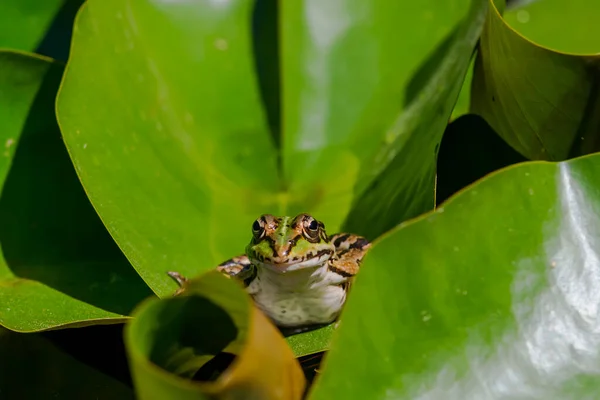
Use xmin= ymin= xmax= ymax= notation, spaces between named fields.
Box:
xmin=471 ymin=0 xmax=600 ymax=161
xmin=125 ymin=271 xmax=305 ymax=400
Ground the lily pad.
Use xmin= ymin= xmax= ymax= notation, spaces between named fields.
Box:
xmin=57 ymin=0 xmax=279 ymax=297
xmin=471 ymin=0 xmax=600 ymax=161
xmin=343 ymin=0 xmax=488 ymax=238
xmin=125 ymin=271 xmax=305 ymax=400
xmin=311 ymin=152 xmax=600 ymax=399
xmin=57 ymin=0 xmax=490 ymax=301
xmin=0 ymin=50 xmax=151 ymax=332
xmin=279 ymin=0 xmax=487 ymax=238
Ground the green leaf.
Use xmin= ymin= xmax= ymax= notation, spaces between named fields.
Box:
xmin=450 ymin=57 xmax=475 ymax=121
xmin=0 ymin=50 xmax=152 ymax=331
xmin=125 ymin=271 xmax=305 ymax=400
xmin=504 ymin=0 xmax=600 ymax=55
xmin=58 ymin=0 xmax=488 ymax=306
xmin=0 ymin=327 xmax=133 ymax=399
xmin=471 ymin=0 xmax=600 ymax=161
xmin=57 ymin=0 xmax=279 ymax=298
xmin=0 ymin=0 xmax=65 ymax=51
xmin=285 ymin=324 xmax=336 ymax=358
xmin=57 ymin=0 xmax=488 ymax=356
xmin=311 ymin=152 xmax=600 ymax=398
xmin=342 ymin=0 xmax=488 ymax=238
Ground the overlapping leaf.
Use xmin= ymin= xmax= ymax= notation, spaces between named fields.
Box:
xmin=57 ymin=0 xmax=487 ymax=287
xmin=472 ymin=0 xmax=600 ymax=161
xmin=125 ymin=271 xmax=305 ymax=400
xmin=311 ymin=153 xmax=600 ymax=399
xmin=281 ymin=0 xmax=487 ymax=238
xmin=343 ymin=0 xmax=487 ymax=237
xmin=0 ymin=51 xmax=151 ymax=332
xmin=0 ymin=0 xmax=65 ymax=51
xmin=56 ymin=0 xmax=490 ymax=355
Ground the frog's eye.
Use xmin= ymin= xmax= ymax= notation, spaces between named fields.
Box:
xmin=252 ymin=219 xmax=264 ymax=238
xmin=302 ymin=216 xmax=321 ymax=240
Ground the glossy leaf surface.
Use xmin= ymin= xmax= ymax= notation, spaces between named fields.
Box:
xmin=282 ymin=0 xmax=487 ymax=238
xmin=0 ymin=327 xmax=133 ymax=399
xmin=311 ymin=153 xmax=600 ymax=399
xmin=125 ymin=271 xmax=305 ymax=400
xmin=471 ymin=0 xmax=600 ymax=161
xmin=0 ymin=51 xmax=151 ymax=331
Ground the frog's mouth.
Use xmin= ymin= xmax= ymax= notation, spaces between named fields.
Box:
xmin=251 ymin=249 xmax=333 ymax=273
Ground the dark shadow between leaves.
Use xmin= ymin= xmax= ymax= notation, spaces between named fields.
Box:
xmin=251 ymin=0 xmax=281 ymax=157
xmin=436 ymin=114 xmax=527 ymax=205
xmin=0 ymin=327 xmax=133 ymax=399
xmin=0 ymin=62 xmax=153 ymax=316
xmin=35 ymin=0 xmax=86 ymax=62
xmin=42 ymin=323 xmax=133 ymax=388
xmin=569 ymin=65 xmax=600 ymax=158
xmin=150 ymin=296 xmax=238 ymax=379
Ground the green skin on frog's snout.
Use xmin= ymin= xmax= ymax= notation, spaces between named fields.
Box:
xmin=168 ymin=213 xmax=370 ymax=329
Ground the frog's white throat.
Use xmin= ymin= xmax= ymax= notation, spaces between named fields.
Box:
xmin=250 ymin=253 xmax=331 ymax=273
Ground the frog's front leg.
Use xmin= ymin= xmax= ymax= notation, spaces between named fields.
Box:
xmin=167 ymin=255 xmax=257 ymax=297
xmin=167 ymin=271 xmax=189 ymax=296
xmin=326 ymin=233 xmax=371 ymax=286
xmin=217 ymin=255 xmax=256 ymax=285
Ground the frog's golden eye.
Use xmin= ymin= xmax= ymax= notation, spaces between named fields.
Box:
xmin=252 ymin=219 xmax=264 ymax=238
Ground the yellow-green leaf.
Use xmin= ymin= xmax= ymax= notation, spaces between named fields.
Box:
xmin=125 ymin=271 xmax=305 ymax=399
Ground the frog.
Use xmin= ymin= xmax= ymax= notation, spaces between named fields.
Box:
xmin=168 ymin=213 xmax=370 ymax=330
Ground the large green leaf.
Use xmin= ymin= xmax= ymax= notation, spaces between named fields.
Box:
xmin=57 ymin=0 xmax=488 ymax=355
xmin=0 ymin=327 xmax=133 ymax=398
xmin=471 ymin=0 xmax=600 ymax=161
xmin=311 ymin=152 xmax=600 ymax=398
xmin=57 ymin=0 xmax=279 ymax=297
xmin=0 ymin=0 xmax=65 ymax=51
xmin=0 ymin=50 xmax=151 ymax=331
xmin=58 ymin=0 xmax=488 ymax=297
xmin=282 ymin=0 xmax=487 ymax=238
xmin=125 ymin=271 xmax=305 ymax=399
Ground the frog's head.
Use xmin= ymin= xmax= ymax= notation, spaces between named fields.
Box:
xmin=245 ymin=213 xmax=335 ymax=273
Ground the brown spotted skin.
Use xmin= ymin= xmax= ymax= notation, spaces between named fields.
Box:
xmin=168 ymin=214 xmax=370 ymax=328
xmin=327 ymin=233 xmax=371 ymax=278
xmin=216 ymin=255 xmax=256 ymax=287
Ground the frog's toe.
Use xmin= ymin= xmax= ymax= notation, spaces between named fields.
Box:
xmin=167 ymin=271 xmax=188 ymax=287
